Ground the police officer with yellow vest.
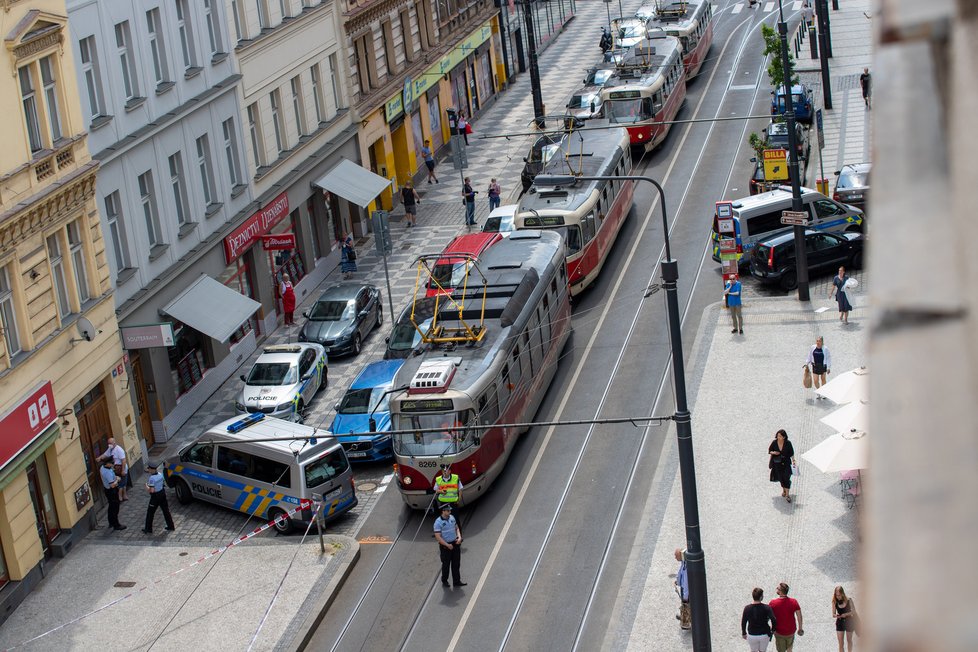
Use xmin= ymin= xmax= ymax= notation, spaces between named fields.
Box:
xmin=433 ymin=464 xmax=463 ymax=510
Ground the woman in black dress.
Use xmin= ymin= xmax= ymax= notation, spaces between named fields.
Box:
xmin=768 ymin=429 xmax=796 ymax=502
xmin=829 ymin=266 xmax=853 ymax=324
xmin=832 ymin=585 xmax=856 ymax=652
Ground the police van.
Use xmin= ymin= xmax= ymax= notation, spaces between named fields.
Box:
xmin=164 ymin=414 xmax=357 ymax=533
xmin=711 ymin=187 xmax=864 ymax=266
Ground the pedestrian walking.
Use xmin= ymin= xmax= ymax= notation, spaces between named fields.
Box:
xmin=742 ymin=587 xmax=777 ymax=651
xmin=674 ymin=548 xmax=691 ymax=630
xmin=98 ymin=438 xmax=129 ymax=501
xmin=433 ymin=464 xmax=463 ymax=510
xmin=340 ymin=235 xmax=357 ymax=279
xmin=488 ymin=178 xmax=501 ymax=212
xmin=421 ymin=140 xmax=439 ymax=184
xmin=828 ymin=266 xmax=853 ymax=324
xmin=280 ymin=273 xmax=296 ymax=325
xmin=832 ymin=586 xmax=858 ymax=652
xmin=458 ymin=113 xmax=470 ymax=145
xmin=462 ymin=177 xmax=477 ymax=226
xmin=401 ymin=180 xmax=420 ymax=227
xmin=599 ymin=27 xmax=612 ymax=53
xmin=433 ymin=504 xmax=466 ymax=587
xmin=142 ymin=462 xmax=175 ymax=534
xmin=100 ymin=458 xmax=126 ymax=531
xmin=806 ymin=336 xmax=832 ymax=396
xmin=859 ymin=68 xmax=872 ymax=108
xmin=724 ymin=275 xmax=744 ymax=334
xmin=770 ymin=583 xmax=804 ymax=652
xmin=768 ymin=429 xmax=796 ymax=503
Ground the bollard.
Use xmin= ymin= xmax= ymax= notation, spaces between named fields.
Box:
xmin=809 ymin=26 xmax=818 ymax=58
xmin=817 ymin=178 xmax=829 ymax=195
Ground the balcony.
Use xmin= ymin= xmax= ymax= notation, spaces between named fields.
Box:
xmin=0 ymin=136 xmax=90 ymax=209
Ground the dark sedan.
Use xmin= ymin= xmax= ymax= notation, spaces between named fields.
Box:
xmin=749 ymin=229 xmax=864 ymax=290
xmin=298 ymin=283 xmax=382 ymax=356
xmin=765 ymin=120 xmax=809 ymax=161
xmin=833 ymin=163 xmax=871 ymax=211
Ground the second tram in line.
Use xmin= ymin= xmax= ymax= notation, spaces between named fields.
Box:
xmin=643 ymin=0 xmax=715 ymax=79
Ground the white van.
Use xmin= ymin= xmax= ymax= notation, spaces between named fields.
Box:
xmin=711 ymin=187 xmax=864 ymax=266
xmin=164 ymin=414 xmax=356 ymax=533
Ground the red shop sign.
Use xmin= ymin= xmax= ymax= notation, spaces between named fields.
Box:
xmin=0 ymin=381 xmax=57 ymax=470
xmin=261 ymin=233 xmax=296 ymax=251
xmin=224 ymin=192 xmax=290 ymax=263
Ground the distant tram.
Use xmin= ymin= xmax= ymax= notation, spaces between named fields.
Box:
xmin=515 ymin=124 xmax=634 ymax=295
xmin=644 ymin=1 xmax=714 ymax=79
xmin=389 ymin=231 xmax=572 ymax=509
xmin=600 ymin=34 xmax=687 ymax=151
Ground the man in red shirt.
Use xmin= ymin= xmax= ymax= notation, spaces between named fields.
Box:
xmin=769 ymin=582 xmax=804 ymax=651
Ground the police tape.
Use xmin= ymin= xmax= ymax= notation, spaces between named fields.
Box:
xmin=3 ymin=504 xmax=305 ymax=651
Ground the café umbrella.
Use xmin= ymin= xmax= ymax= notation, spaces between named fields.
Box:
xmin=815 ymin=366 xmax=869 ymax=404
xmin=819 ymin=400 xmax=869 ymax=433
xmin=801 ymin=429 xmax=869 ymax=473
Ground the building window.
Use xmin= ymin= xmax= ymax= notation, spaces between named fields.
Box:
xmin=328 ymin=53 xmax=343 ymax=109
xmin=47 ymin=234 xmax=71 ymax=321
xmin=256 ymin=0 xmax=269 ymax=29
xmin=415 ymin=0 xmax=433 ymax=50
xmin=19 ymin=66 xmax=42 ymax=153
xmin=168 ymin=153 xmax=191 ymax=226
xmin=146 ymin=9 xmax=170 ymax=86
xmin=381 ymin=20 xmax=397 ymax=76
xmin=103 ymin=191 xmax=132 ymax=273
xmin=279 ymin=0 xmax=291 ymax=19
xmin=79 ymin=36 xmax=107 ymax=119
xmin=39 ymin=56 xmax=63 ymax=143
xmin=400 ymin=9 xmax=414 ymax=62
xmin=310 ymin=63 xmax=324 ymax=124
xmin=290 ymin=76 xmax=306 ymax=136
xmin=354 ymin=33 xmax=378 ymax=94
xmin=203 ymin=0 xmax=224 ymax=55
xmin=269 ymin=90 xmax=285 ymax=153
xmin=222 ymin=117 xmax=243 ymax=184
xmin=246 ymin=103 xmax=264 ymax=168
xmin=67 ymin=220 xmax=90 ymax=304
xmin=231 ymin=0 xmax=244 ymax=41
xmin=195 ymin=135 xmax=217 ymax=205
xmin=176 ymin=0 xmax=198 ymax=70
xmin=0 ymin=266 xmax=21 ymax=359
xmin=138 ymin=171 xmax=164 ymax=247
xmin=115 ymin=21 xmax=140 ymax=100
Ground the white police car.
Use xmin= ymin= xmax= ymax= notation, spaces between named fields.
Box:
xmin=235 ymin=343 xmax=327 ymax=422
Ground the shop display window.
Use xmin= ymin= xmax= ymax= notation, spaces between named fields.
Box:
xmin=167 ymin=321 xmax=213 ymax=396
xmin=220 ymin=257 xmax=258 ymax=344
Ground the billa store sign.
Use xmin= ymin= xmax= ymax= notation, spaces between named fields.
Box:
xmin=224 ymin=192 xmax=290 ymax=263
xmin=261 ymin=233 xmax=296 ymax=251
xmin=0 ymin=381 xmax=56 ymax=469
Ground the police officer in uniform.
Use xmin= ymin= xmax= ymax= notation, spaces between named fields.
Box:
xmin=101 ymin=458 xmax=126 ymax=531
xmin=433 ymin=504 xmax=466 ymax=587
xmin=433 ymin=464 xmax=463 ymax=511
xmin=142 ymin=462 xmax=175 ymax=534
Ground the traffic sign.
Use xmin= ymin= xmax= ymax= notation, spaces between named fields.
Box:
xmin=815 ymin=109 xmax=824 ymax=150
xmin=780 ymin=210 xmax=811 ymax=226
xmin=372 ymin=210 xmax=393 ymax=256
xmin=451 ymin=135 xmax=468 ymax=170
xmin=763 ymin=148 xmax=789 ymax=181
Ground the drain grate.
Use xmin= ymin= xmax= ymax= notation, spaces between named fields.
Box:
xmin=114 ymin=581 xmax=136 ymax=588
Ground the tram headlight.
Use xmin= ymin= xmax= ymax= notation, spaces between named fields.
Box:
xmin=403 ymin=476 xmax=412 ymax=485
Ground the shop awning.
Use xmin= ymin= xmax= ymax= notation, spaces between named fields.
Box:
xmin=313 ymin=158 xmax=392 ymax=208
xmin=162 ymin=275 xmax=261 ymax=343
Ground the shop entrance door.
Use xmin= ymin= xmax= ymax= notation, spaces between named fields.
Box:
xmin=391 ymin=123 xmax=411 ymax=186
xmin=75 ymin=385 xmax=112 ymax=506
xmin=26 ymin=459 xmax=61 ymax=558
xmin=130 ymin=352 xmax=155 ymax=448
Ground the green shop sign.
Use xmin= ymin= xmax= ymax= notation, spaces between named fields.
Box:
xmin=384 ymin=21 xmax=493 ymax=123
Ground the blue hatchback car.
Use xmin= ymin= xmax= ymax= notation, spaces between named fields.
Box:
xmin=771 ymin=84 xmax=814 ymax=124
xmin=330 ymin=360 xmax=404 ymax=461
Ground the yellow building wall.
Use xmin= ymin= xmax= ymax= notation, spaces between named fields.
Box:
xmin=0 ymin=478 xmax=44 ymax=581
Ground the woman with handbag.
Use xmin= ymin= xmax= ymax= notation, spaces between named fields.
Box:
xmin=340 ymin=235 xmax=357 ymax=279
xmin=829 ymin=266 xmax=854 ymax=324
xmin=832 ymin=586 xmax=857 ymax=652
xmin=806 ymin=336 xmax=831 ymax=396
xmin=768 ymin=429 xmax=796 ymax=503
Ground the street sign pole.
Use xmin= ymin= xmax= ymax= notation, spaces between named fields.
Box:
xmin=815 ymin=109 xmax=826 ymax=194
xmin=371 ymin=210 xmax=396 ymax=321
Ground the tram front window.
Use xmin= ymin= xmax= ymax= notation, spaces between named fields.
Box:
xmin=607 ymin=99 xmax=645 ymax=124
xmin=555 ymin=225 xmax=583 ymax=255
xmin=393 ymin=411 xmax=475 ymax=456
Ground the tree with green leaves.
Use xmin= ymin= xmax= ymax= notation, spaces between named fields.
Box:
xmin=761 ymin=24 xmax=800 ymax=91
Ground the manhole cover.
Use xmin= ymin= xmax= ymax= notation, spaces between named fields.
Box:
xmin=113 ymin=581 xmax=136 ymax=588
xmin=357 ymin=482 xmax=378 ymax=492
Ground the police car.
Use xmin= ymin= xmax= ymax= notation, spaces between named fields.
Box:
xmin=235 ymin=343 xmax=327 ymax=422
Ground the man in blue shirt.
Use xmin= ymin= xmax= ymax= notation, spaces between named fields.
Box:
xmin=100 ymin=458 xmax=126 ymax=531
xmin=725 ymin=275 xmax=744 ymax=334
xmin=433 ymin=504 xmax=466 ymax=587
xmin=462 ymin=178 xmax=477 ymax=226
xmin=142 ymin=462 xmax=175 ymax=534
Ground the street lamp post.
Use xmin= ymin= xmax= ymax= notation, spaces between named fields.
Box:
xmin=520 ymin=0 xmax=546 ymax=128
xmin=535 ymin=173 xmax=712 ymax=651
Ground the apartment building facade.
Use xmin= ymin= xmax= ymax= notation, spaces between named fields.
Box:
xmin=0 ymin=0 xmax=137 ymax=620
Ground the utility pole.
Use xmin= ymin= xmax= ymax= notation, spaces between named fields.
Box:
xmin=520 ymin=0 xmax=545 ymax=128
xmin=815 ymin=0 xmax=832 ymax=109
xmin=777 ymin=0 xmax=810 ymax=301
xmin=496 ymin=0 xmax=512 ymax=83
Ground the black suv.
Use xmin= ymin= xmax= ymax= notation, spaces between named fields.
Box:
xmin=749 ymin=229 xmax=865 ymax=290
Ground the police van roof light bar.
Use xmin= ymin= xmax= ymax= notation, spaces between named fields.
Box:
xmin=227 ymin=413 xmax=265 ymax=433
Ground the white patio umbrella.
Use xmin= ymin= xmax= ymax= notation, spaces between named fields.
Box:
xmin=815 ymin=366 xmax=869 ymax=404
xmin=802 ymin=429 xmax=869 ymax=473
xmin=819 ymin=400 xmax=869 ymax=433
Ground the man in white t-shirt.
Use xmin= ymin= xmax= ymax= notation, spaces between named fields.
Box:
xmin=99 ymin=438 xmax=129 ymax=501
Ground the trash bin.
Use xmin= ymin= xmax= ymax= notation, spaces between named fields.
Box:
xmin=817 ymin=178 xmax=829 ymax=195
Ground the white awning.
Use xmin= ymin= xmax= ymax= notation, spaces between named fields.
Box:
xmin=313 ymin=158 xmax=392 ymax=208
xmin=162 ymin=275 xmax=261 ymax=343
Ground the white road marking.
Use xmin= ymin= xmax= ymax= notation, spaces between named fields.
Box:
xmin=729 ymin=84 xmax=759 ymax=90
xmin=792 ymin=0 xmax=803 ymax=8
xmin=732 ymin=3 xmax=743 ymax=13
xmin=764 ymin=1 xmax=775 ymax=10
xmin=380 ymin=473 xmax=394 ymax=485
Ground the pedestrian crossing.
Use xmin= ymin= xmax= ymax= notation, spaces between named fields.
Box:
xmin=731 ymin=0 xmax=802 ymax=13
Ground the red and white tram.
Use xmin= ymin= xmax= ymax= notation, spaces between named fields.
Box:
xmin=389 ymin=231 xmax=572 ymax=509
xmin=600 ymin=34 xmax=687 ymax=151
xmin=645 ymin=0 xmax=715 ymax=79
xmin=514 ymin=125 xmax=634 ymax=295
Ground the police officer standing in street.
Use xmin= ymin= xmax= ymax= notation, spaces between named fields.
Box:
xmin=433 ymin=464 xmax=463 ymax=511
xmin=101 ymin=458 xmax=126 ymax=531
xmin=434 ymin=504 xmax=466 ymax=587
xmin=142 ymin=462 xmax=175 ymax=534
